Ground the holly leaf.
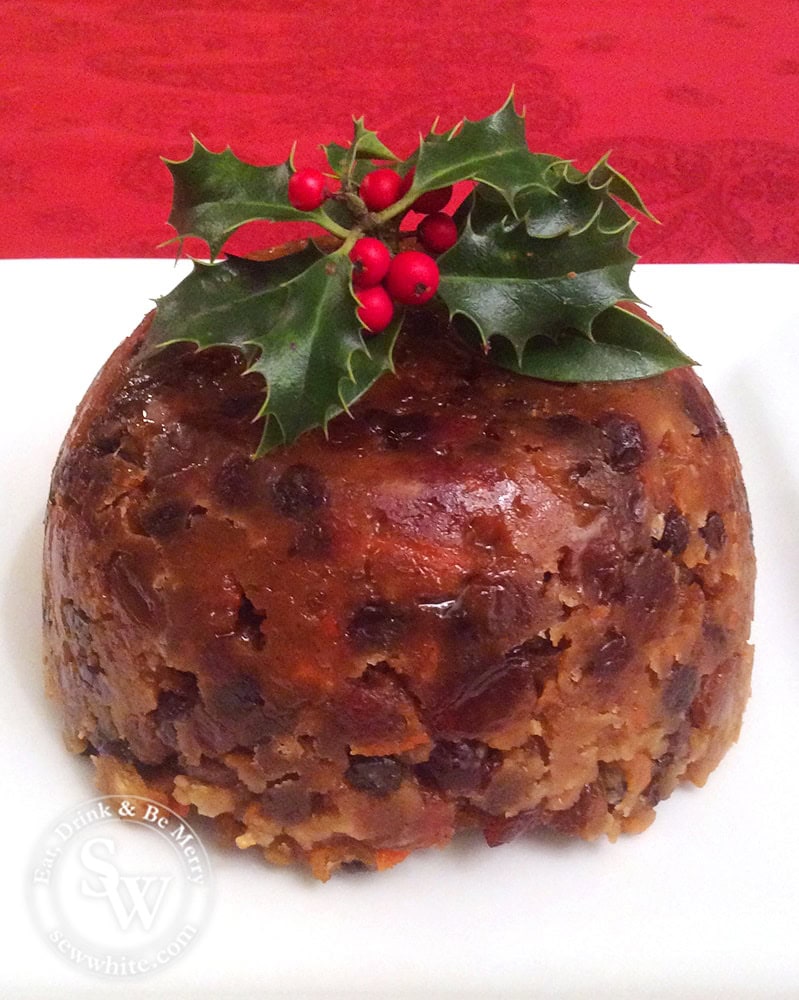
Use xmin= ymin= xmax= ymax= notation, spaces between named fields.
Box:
xmin=517 ymin=154 xmax=655 ymax=238
xmin=486 ymin=305 xmax=695 ymax=381
xmin=249 ymin=256 xmax=399 ymax=453
xmin=323 ymin=116 xmax=398 ymax=182
xmin=146 ymin=244 xmax=324 ymax=351
xmin=323 ymin=142 xmax=350 ymax=176
xmin=572 ymin=153 xmax=654 ymax=219
xmin=145 ymin=249 xmax=399 ymax=456
xmin=407 ymin=94 xmax=558 ymax=213
xmin=349 ymin=116 xmax=399 ymax=162
xmin=438 ymin=192 xmax=640 ymax=360
xmin=164 ymin=140 xmax=337 ymax=257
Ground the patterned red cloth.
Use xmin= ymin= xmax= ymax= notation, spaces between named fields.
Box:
xmin=3 ymin=0 xmax=798 ymax=261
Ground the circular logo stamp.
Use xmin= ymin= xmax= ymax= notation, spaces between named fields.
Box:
xmin=29 ymin=796 xmax=212 ymax=978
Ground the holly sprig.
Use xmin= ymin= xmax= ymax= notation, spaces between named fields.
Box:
xmin=147 ymin=94 xmax=693 ymax=456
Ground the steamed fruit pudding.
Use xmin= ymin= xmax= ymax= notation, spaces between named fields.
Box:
xmin=43 ymin=98 xmax=754 ymax=880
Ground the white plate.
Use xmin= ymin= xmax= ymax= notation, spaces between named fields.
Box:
xmin=1 ymin=261 xmax=797 ymax=1000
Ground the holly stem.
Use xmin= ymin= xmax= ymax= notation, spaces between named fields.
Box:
xmin=371 ymin=189 xmax=419 ymax=226
xmin=312 ymin=209 xmax=351 ymax=240
xmin=334 ymin=228 xmax=362 ymax=258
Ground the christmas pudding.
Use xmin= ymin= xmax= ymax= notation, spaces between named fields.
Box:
xmin=43 ymin=99 xmax=754 ymax=880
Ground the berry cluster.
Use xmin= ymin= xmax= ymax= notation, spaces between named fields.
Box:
xmin=287 ymin=166 xmax=459 ymax=334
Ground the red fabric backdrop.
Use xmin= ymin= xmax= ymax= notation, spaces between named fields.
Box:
xmin=3 ymin=0 xmax=798 ymax=262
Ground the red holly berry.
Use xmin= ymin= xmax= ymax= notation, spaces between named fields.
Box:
xmin=359 ymin=168 xmax=402 ymax=212
xmin=412 ymin=185 xmax=453 ymax=214
xmin=417 ymin=212 xmax=458 ymax=254
xmin=385 ymin=251 xmax=440 ymax=306
xmin=356 ymin=285 xmax=394 ymax=334
xmin=287 ymin=168 xmax=327 ymax=211
xmin=349 ymin=237 xmax=392 ymax=289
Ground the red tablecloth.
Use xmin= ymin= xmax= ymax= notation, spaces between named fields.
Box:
xmin=4 ymin=0 xmax=798 ymax=262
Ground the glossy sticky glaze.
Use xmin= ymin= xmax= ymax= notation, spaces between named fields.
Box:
xmin=43 ymin=300 xmax=755 ymax=880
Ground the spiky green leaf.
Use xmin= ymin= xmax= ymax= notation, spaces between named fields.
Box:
xmin=146 ymin=245 xmax=324 ymax=351
xmin=350 ymin=116 xmax=399 ymax=161
xmin=248 ymin=256 xmax=399 ymax=453
xmin=407 ymin=94 xmax=558 ymax=213
xmin=487 ymin=305 xmax=695 ymax=381
xmin=438 ymin=191 xmax=640 ymax=360
xmin=323 ymin=116 xmax=398 ymax=183
xmin=516 ymin=154 xmax=656 ymax=239
xmin=164 ymin=140 xmax=341 ymax=257
xmin=145 ymin=248 xmax=399 ymax=456
xmin=323 ymin=142 xmax=350 ymax=176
